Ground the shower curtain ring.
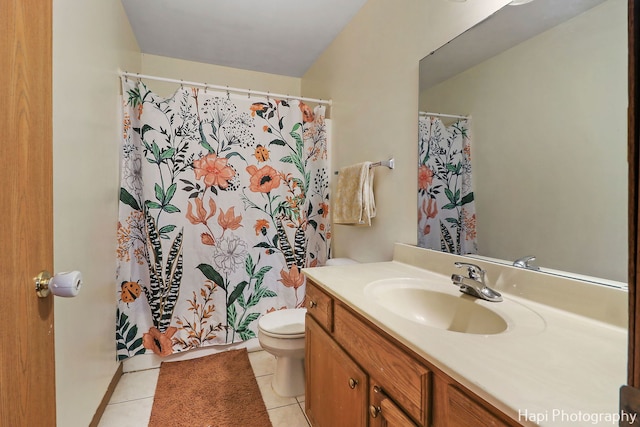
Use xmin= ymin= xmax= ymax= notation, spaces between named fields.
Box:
xmin=204 ymin=83 xmax=207 ymax=93
xmin=226 ymin=86 xmax=230 ymax=100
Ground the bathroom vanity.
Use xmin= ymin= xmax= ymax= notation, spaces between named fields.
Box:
xmin=302 ymin=244 xmax=627 ymax=427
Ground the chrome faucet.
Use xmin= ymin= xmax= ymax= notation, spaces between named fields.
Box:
xmin=451 ymin=262 xmax=503 ymax=302
xmin=513 ymin=255 xmax=540 ymax=271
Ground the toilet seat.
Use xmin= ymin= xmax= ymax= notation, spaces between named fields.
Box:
xmin=258 ymin=308 xmax=306 ymax=338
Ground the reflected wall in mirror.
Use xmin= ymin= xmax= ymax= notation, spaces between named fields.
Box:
xmin=418 ymin=0 xmax=627 ymax=284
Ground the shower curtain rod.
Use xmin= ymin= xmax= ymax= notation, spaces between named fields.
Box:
xmin=119 ymin=71 xmax=333 ymax=106
xmin=419 ymin=111 xmax=468 ymax=120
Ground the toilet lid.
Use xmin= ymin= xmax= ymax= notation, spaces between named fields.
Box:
xmin=258 ymin=308 xmax=307 ymax=336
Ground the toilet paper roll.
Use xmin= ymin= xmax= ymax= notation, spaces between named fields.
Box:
xmin=50 ymin=271 xmax=83 ymax=297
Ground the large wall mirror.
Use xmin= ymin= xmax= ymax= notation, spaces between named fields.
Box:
xmin=418 ymin=0 xmax=628 ymax=285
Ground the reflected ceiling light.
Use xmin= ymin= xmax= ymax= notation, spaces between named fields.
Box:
xmin=509 ymin=0 xmax=535 ymax=5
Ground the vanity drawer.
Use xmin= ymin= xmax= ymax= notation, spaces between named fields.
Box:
xmin=305 ymin=280 xmax=333 ymax=332
xmin=334 ymin=303 xmax=430 ymax=426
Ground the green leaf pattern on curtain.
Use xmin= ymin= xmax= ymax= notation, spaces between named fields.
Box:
xmin=116 ymin=80 xmax=331 ymax=359
xmin=418 ymin=116 xmax=477 ymax=255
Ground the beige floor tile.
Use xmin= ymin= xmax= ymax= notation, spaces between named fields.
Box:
xmin=249 ymin=349 xmax=276 ymax=377
xmin=268 ymin=403 xmax=310 ymax=427
xmin=98 ymin=397 xmax=154 ymax=427
xmin=298 ymin=400 xmax=311 ymax=425
xmin=109 ymin=368 xmax=160 ymax=404
xmin=256 ymin=374 xmax=298 ymax=409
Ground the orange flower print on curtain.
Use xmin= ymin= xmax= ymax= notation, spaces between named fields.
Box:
xmin=193 ymin=153 xmax=236 ymax=189
xmin=116 ymin=79 xmax=331 ymax=359
xmin=417 ymin=116 xmax=477 ymax=255
xmin=246 ymin=165 xmax=281 ymax=193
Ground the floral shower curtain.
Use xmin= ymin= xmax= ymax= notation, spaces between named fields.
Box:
xmin=418 ymin=116 xmax=477 ymax=255
xmin=116 ymin=79 xmax=331 ymax=360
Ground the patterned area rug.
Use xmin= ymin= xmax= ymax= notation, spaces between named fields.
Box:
xmin=149 ymin=348 xmax=272 ymax=427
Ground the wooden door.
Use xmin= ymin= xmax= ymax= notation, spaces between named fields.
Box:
xmin=629 ymin=0 xmax=637 ymax=385
xmin=305 ymin=316 xmax=368 ymax=427
xmin=0 ymin=0 xmax=56 ymax=426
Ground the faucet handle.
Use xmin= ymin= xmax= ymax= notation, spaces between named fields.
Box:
xmin=513 ymin=255 xmax=540 ymax=271
xmin=454 ymin=262 xmax=485 ymax=281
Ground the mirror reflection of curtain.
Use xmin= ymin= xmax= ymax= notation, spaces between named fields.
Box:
xmin=418 ymin=116 xmax=477 ymax=254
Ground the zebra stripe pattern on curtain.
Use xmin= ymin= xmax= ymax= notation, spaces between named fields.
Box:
xmin=116 ymin=79 xmax=331 ymax=360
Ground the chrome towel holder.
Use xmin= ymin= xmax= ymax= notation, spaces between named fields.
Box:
xmin=334 ymin=158 xmax=394 ymax=175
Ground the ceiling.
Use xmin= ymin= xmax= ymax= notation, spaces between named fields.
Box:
xmin=121 ymin=0 xmax=368 ymax=78
xmin=419 ymin=0 xmax=607 ymax=90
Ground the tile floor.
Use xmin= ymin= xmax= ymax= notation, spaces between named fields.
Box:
xmin=98 ymin=350 xmax=310 ymax=427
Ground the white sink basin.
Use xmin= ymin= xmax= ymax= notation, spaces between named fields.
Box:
xmin=364 ymin=277 xmax=544 ymax=335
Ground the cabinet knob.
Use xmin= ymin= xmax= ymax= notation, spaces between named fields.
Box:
xmin=309 ymin=300 xmax=317 ymax=308
xmin=348 ymin=378 xmax=358 ymax=389
xmin=369 ymin=405 xmax=381 ymax=418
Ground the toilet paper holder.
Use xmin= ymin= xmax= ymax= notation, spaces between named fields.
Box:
xmin=34 ymin=270 xmax=83 ymax=298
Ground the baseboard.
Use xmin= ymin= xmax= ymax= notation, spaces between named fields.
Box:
xmin=89 ymin=362 xmax=124 ymax=427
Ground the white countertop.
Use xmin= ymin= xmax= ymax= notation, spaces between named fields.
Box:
xmin=302 ymin=245 xmax=628 ymax=427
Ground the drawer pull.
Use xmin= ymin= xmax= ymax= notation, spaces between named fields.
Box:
xmin=370 ymin=386 xmax=383 ymax=418
xmin=309 ymin=300 xmax=317 ymax=308
xmin=369 ymin=405 xmax=381 ymax=418
xmin=348 ymin=378 xmax=358 ymax=389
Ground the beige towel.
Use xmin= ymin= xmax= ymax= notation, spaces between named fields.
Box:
xmin=333 ymin=162 xmax=376 ymax=226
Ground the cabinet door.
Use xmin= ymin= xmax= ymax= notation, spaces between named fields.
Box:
xmin=370 ymin=384 xmax=418 ymax=427
xmin=305 ymin=315 xmax=368 ymax=427
xmin=446 ymin=385 xmax=513 ymax=427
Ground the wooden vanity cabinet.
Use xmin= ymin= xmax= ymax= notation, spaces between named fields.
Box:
xmin=305 ymin=279 xmax=520 ymax=427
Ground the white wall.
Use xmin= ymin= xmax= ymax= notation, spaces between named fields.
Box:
xmin=420 ymin=0 xmax=627 ymax=281
xmin=52 ymin=1 xmax=140 ymax=426
xmin=140 ymin=54 xmax=302 ymax=99
xmin=302 ymin=0 xmax=510 ymax=262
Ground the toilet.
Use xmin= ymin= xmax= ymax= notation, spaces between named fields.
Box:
xmin=257 ymin=258 xmax=358 ymax=397
xmin=258 ymin=308 xmax=307 ymax=397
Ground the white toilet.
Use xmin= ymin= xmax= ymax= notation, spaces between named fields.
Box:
xmin=257 ymin=258 xmax=358 ymax=397
xmin=258 ymin=308 xmax=307 ymax=397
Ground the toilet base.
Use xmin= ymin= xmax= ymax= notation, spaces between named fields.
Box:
xmin=272 ymin=355 xmax=305 ymax=397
